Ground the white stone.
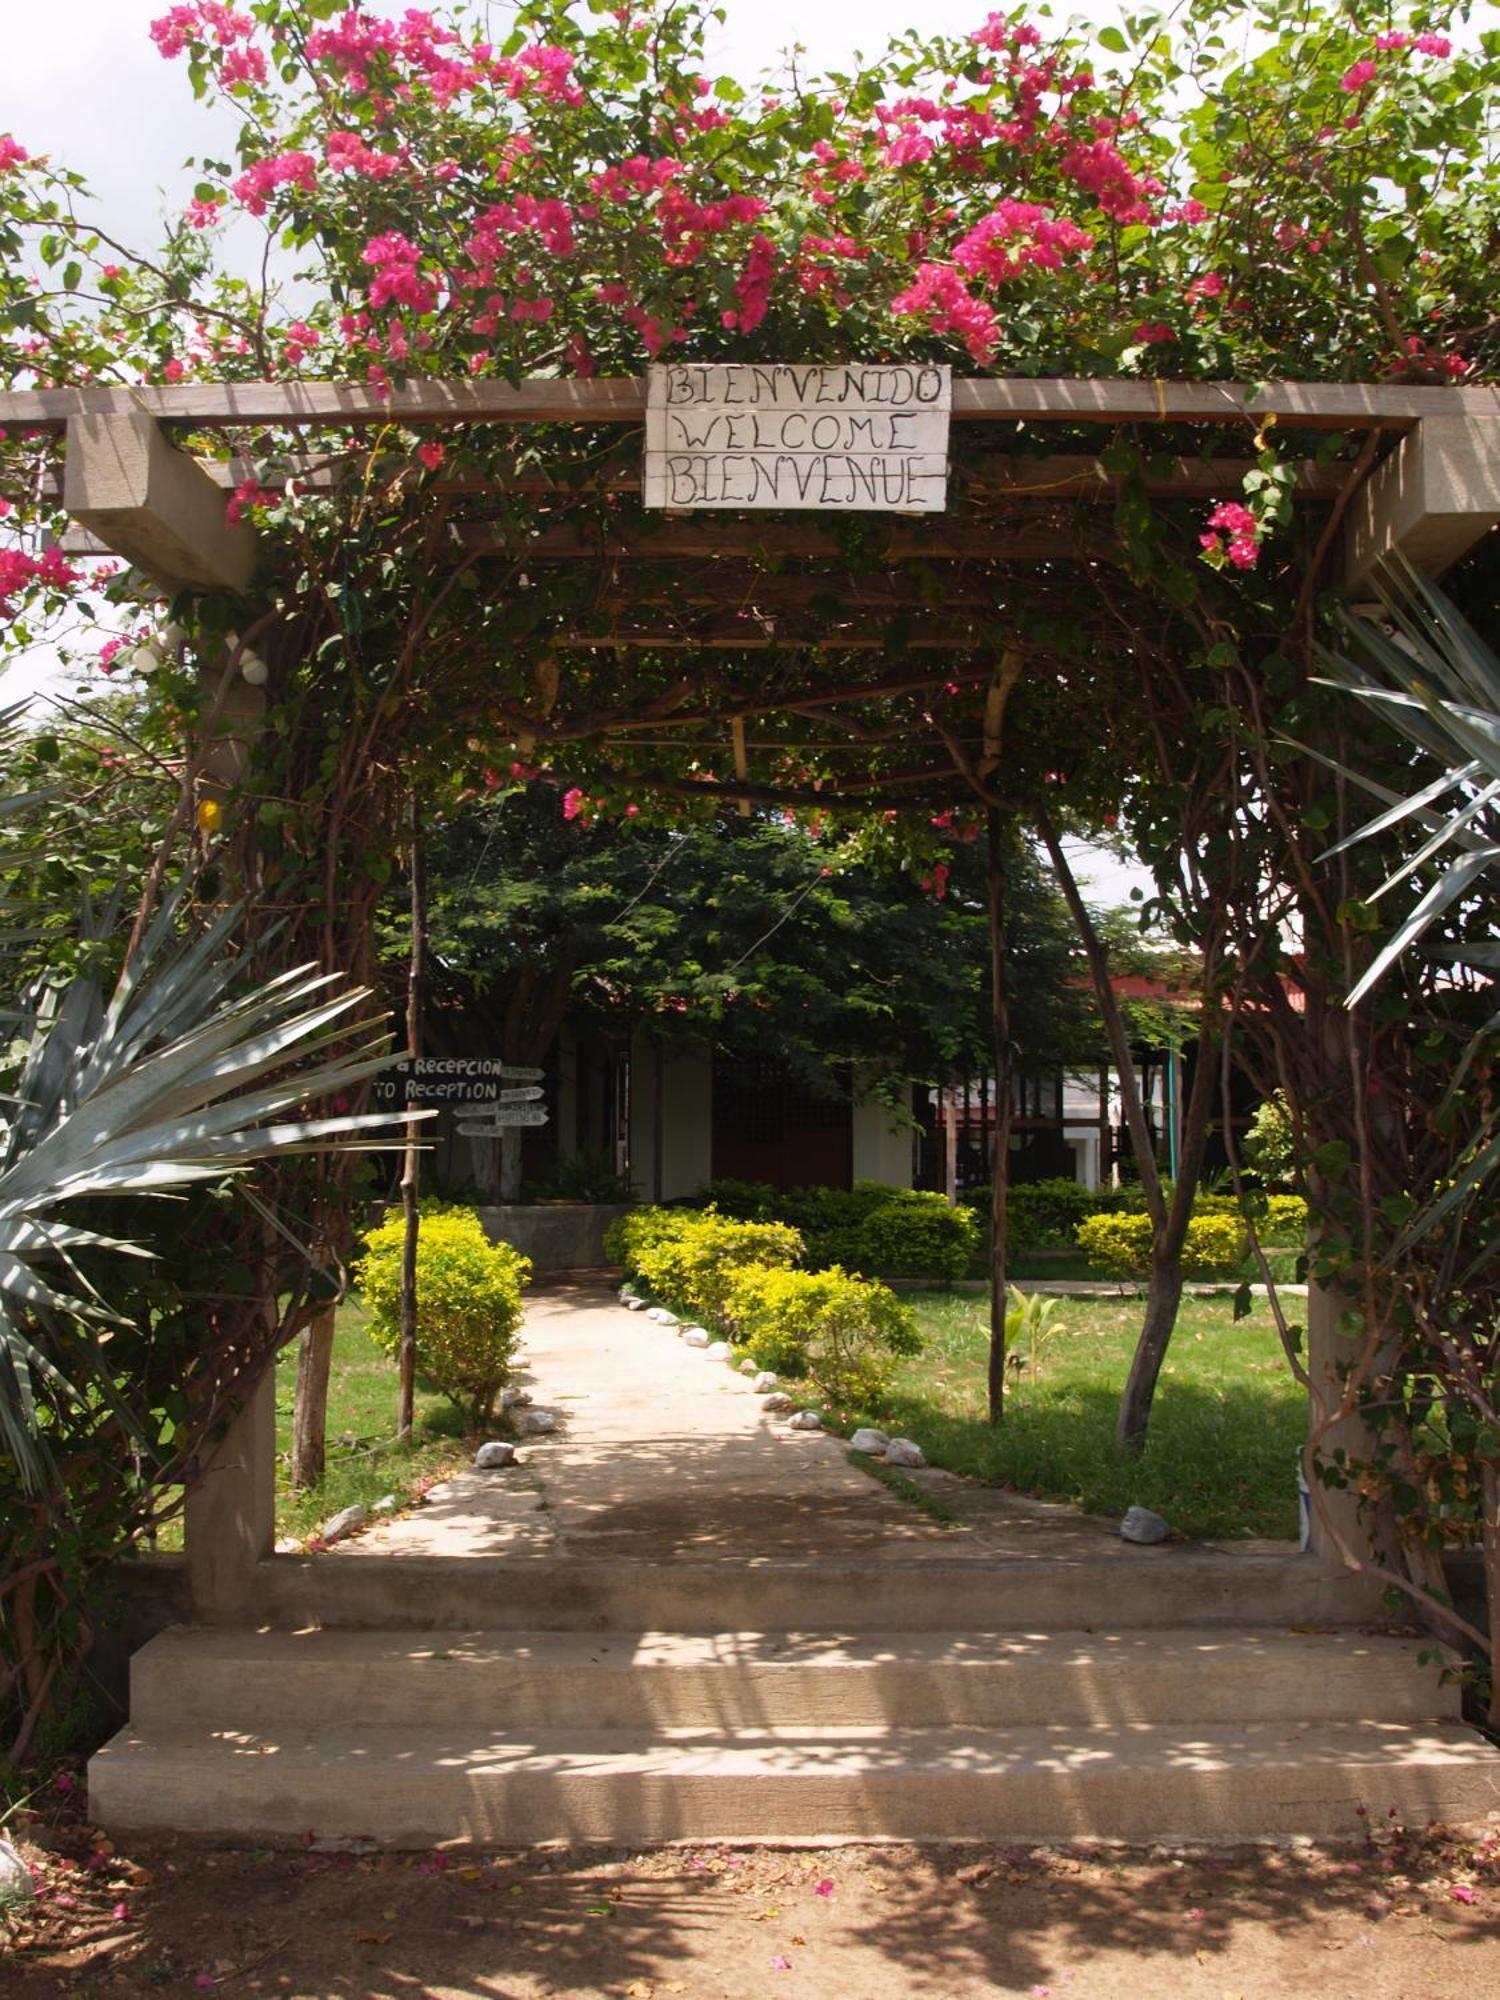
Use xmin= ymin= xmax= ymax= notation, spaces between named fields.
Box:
xmin=320 ymin=1503 xmax=367 ymax=1545
xmin=788 ymin=1409 xmax=823 ymax=1431
xmin=705 ymin=1341 xmax=734 ymax=1362
xmin=751 ymin=1371 xmax=779 ymax=1394
xmin=625 ymin=1295 xmax=647 ymax=1311
xmin=372 ymin=1493 xmax=400 ymax=1514
xmin=761 ymin=1392 xmax=796 ymax=1414
xmin=1120 ymin=1505 xmax=1171 ymax=1545
xmin=680 ymin=1324 xmax=711 ymax=1341
xmin=273 ymin=1536 xmax=303 ymax=1556
xmin=884 ymin=1438 xmax=927 ymax=1469
xmin=0 ymin=1839 xmax=34 ymax=1907
xmin=849 ymin=1428 xmax=890 ymax=1455
xmin=646 ymin=1306 xmax=679 ymax=1325
xmin=521 ymin=1409 xmax=559 ymax=1436
xmin=474 ymin=1441 xmax=517 ymax=1469
xmin=739 ymin=1359 xmax=759 ymax=1376
xmin=618 ymin=1285 xmax=640 ymax=1302
xmin=499 ymin=1386 xmax=532 ymax=1410
xmin=682 ymin=1327 xmax=710 ymax=1349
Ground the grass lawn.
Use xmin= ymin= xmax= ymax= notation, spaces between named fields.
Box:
xmin=270 ymin=1297 xmax=473 ymax=1542
xmin=888 ymin=1290 xmax=1305 ymax=1541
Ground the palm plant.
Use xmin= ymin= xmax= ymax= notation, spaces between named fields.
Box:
xmin=0 ymin=884 xmax=416 ymax=1493
xmin=1300 ymin=555 xmax=1500 ymax=1719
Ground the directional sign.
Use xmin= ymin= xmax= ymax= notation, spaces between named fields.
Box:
xmin=372 ymin=1058 xmax=546 ymax=1106
xmin=456 ymin=1105 xmax=550 ymax=1132
xmin=462 ymin=1112 xmax=556 ymax=1144
xmin=495 ymin=1086 xmax=544 ymax=1105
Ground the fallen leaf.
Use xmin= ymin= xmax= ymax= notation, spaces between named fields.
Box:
xmin=771 ymin=1955 xmax=793 ymax=1973
xmin=957 ymin=1863 xmax=993 ymax=1886
xmin=586 ymin=1900 xmax=614 ymax=1917
xmin=1452 ymin=1884 xmax=1477 ymax=1904
xmin=813 ymin=1878 xmax=836 ymax=1897
xmin=458 ymin=1866 xmax=484 ymax=1883
xmin=627 ymin=1983 xmax=654 ymax=1998
xmin=354 ymin=1930 xmax=393 ymax=1945
xmin=456 ymin=1913 xmax=485 ymax=1931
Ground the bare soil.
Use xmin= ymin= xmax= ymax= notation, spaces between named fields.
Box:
xmin=4 ymin=1802 xmax=1498 ymax=2000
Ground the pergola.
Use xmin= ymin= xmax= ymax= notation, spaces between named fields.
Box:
xmin=7 ymin=368 xmax=1499 ymax=1614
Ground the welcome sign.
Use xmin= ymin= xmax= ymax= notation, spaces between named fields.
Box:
xmin=645 ymin=363 xmax=951 ymax=512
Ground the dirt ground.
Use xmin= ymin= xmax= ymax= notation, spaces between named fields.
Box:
xmin=4 ymin=1794 xmax=1499 ymax=2000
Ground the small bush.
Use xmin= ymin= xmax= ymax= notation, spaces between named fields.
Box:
xmin=1262 ymin=1193 xmax=1307 ymax=1244
xmin=856 ymin=1191 xmax=976 ymax=1282
xmin=722 ymin=1263 xmax=922 ymax=1407
xmin=1075 ymin=1210 xmax=1248 ymax=1280
xmin=972 ymin=1178 xmax=1137 ymax=1252
xmin=604 ymin=1203 xmax=685 ymax=1271
xmin=625 ymin=1209 xmax=805 ymax=1319
xmin=359 ymin=1210 xmax=530 ymax=1424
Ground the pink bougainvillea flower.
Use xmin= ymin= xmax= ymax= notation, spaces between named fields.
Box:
xmin=1414 ymin=32 xmax=1452 ymax=56
xmin=0 ymin=134 xmax=29 ymax=172
xmin=814 ymin=1877 xmax=836 ymax=1896
xmin=416 ymin=440 xmax=446 ymax=472
xmin=771 ymin=1955 xmax=793 ymax=1972
xmin=1341 ymin=58 xmax=1379 ymax=91
xmin=1452 ymin=1883 xmax=1477 ymax=1904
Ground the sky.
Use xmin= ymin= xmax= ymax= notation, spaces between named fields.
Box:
xmin=0 ymin=1 xmax=1153 ymax=905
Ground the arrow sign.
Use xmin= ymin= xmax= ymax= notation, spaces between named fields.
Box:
xmin=496 ymin=1086 xmax=544 ymax=1105
xmin=498 ymin=1065 xmax=545 ymax=1083
xmin=456 ymin=1105 xmax=550 ymax=1131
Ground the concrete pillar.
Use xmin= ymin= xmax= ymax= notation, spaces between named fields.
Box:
xmin=184 ymin=1363 xmax=276 ymax=1620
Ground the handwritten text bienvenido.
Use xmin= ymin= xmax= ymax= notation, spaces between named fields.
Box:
xmin=644 ymin=363 xmax=951 ymax=513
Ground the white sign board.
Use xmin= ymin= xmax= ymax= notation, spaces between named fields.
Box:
xmin=372 ymin=1058 xmax=545 ymax=1107
xmin=645 ymin=363 xmax=951 ymax=512
xmin=456 ymin=1106 xmax=551 ymax=1133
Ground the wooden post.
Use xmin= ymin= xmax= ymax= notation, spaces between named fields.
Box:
xmin=397 ymin=798 xmax=426 ymax=1441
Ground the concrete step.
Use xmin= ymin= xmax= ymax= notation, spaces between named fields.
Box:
xmin=89 ymin=1717 xmax=1500 ymax=1847
xmin=255 ymin=1550 xmax=1386 ymax=1631
xmin=127 ymin=1626 xmax=1461 ymax=1734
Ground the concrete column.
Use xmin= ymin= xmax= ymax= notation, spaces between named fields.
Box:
xmin=184 ymin=1363 xmax=276 ymax=1620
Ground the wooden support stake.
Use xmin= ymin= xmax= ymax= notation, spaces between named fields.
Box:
xmin=397 ymin=797 xmax=426 ymax=1441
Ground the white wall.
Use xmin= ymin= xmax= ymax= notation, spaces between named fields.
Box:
xmin=629 ymin=1034 xmax=712 ymax=1200
xmin=852 ymin=1085 xmax=915 ymax=1187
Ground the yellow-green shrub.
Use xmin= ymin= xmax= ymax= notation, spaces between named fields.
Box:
xmin=721 ymin=1263 xmax=921 ymax=1407
xmin=1075 ymin=1210 xmax=1247 ymax=1279
xmin=358 ymin=1210 xmax=531 ymax=1424
xmin=1263 ymin=1193 xmax=1307 ymax=1244
xmin=855 ymin=1191 xmax=976 ymax=1282
xmin=634 ymin=1212 xmax=803 ymax=1320
xmin=604 ymin=1203 xmax=684 ymax=1272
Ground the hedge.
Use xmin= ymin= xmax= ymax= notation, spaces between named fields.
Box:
xmin=720 ymin=1263 xmax=923 ymax=1408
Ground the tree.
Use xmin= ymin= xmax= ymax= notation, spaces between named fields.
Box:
xmin=405 ymin=783 xmax=1096 ymax=1124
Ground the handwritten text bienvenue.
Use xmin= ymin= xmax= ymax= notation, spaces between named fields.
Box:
xmin=644 ymin=363 xmax=951 ymax=513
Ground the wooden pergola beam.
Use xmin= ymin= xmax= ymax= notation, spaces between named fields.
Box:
xmin=1343 ymin=416 xmax=1500 ymax=589
xmin=45 ymin=450 xmax=1347 ymax=501
xmin=61 ymin=411 xmax=256 ymax=594
xmin=548 ymin=631 xmax=1001 ymax=649
xmin=6 ymin=375 xmax=1498 ymax=434
xmin=458 ymin=522 xmax=1096 ymax=561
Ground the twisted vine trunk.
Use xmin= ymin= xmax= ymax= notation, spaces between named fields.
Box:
xmin=986 ymin=808 xmax=1014 ymax=1424
xmin=397 ymin=802 xmax=426 ymax=1440
xmin=1115 ymin=1010 xmax=1221 ymax=1456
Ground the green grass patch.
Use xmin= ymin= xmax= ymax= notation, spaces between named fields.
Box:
xmin=271 ymin=1297 xmax=474 ymax=1542
xmin=888 ymin=1291 xmax=1304 ymax=1541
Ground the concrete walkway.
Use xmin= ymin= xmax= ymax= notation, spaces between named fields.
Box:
xmin=338 ymin=1280 xmax=1291 ymax=1569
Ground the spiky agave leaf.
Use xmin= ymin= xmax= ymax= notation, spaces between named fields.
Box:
xmin=0 ymin=904 xmax=424 ymax=1491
